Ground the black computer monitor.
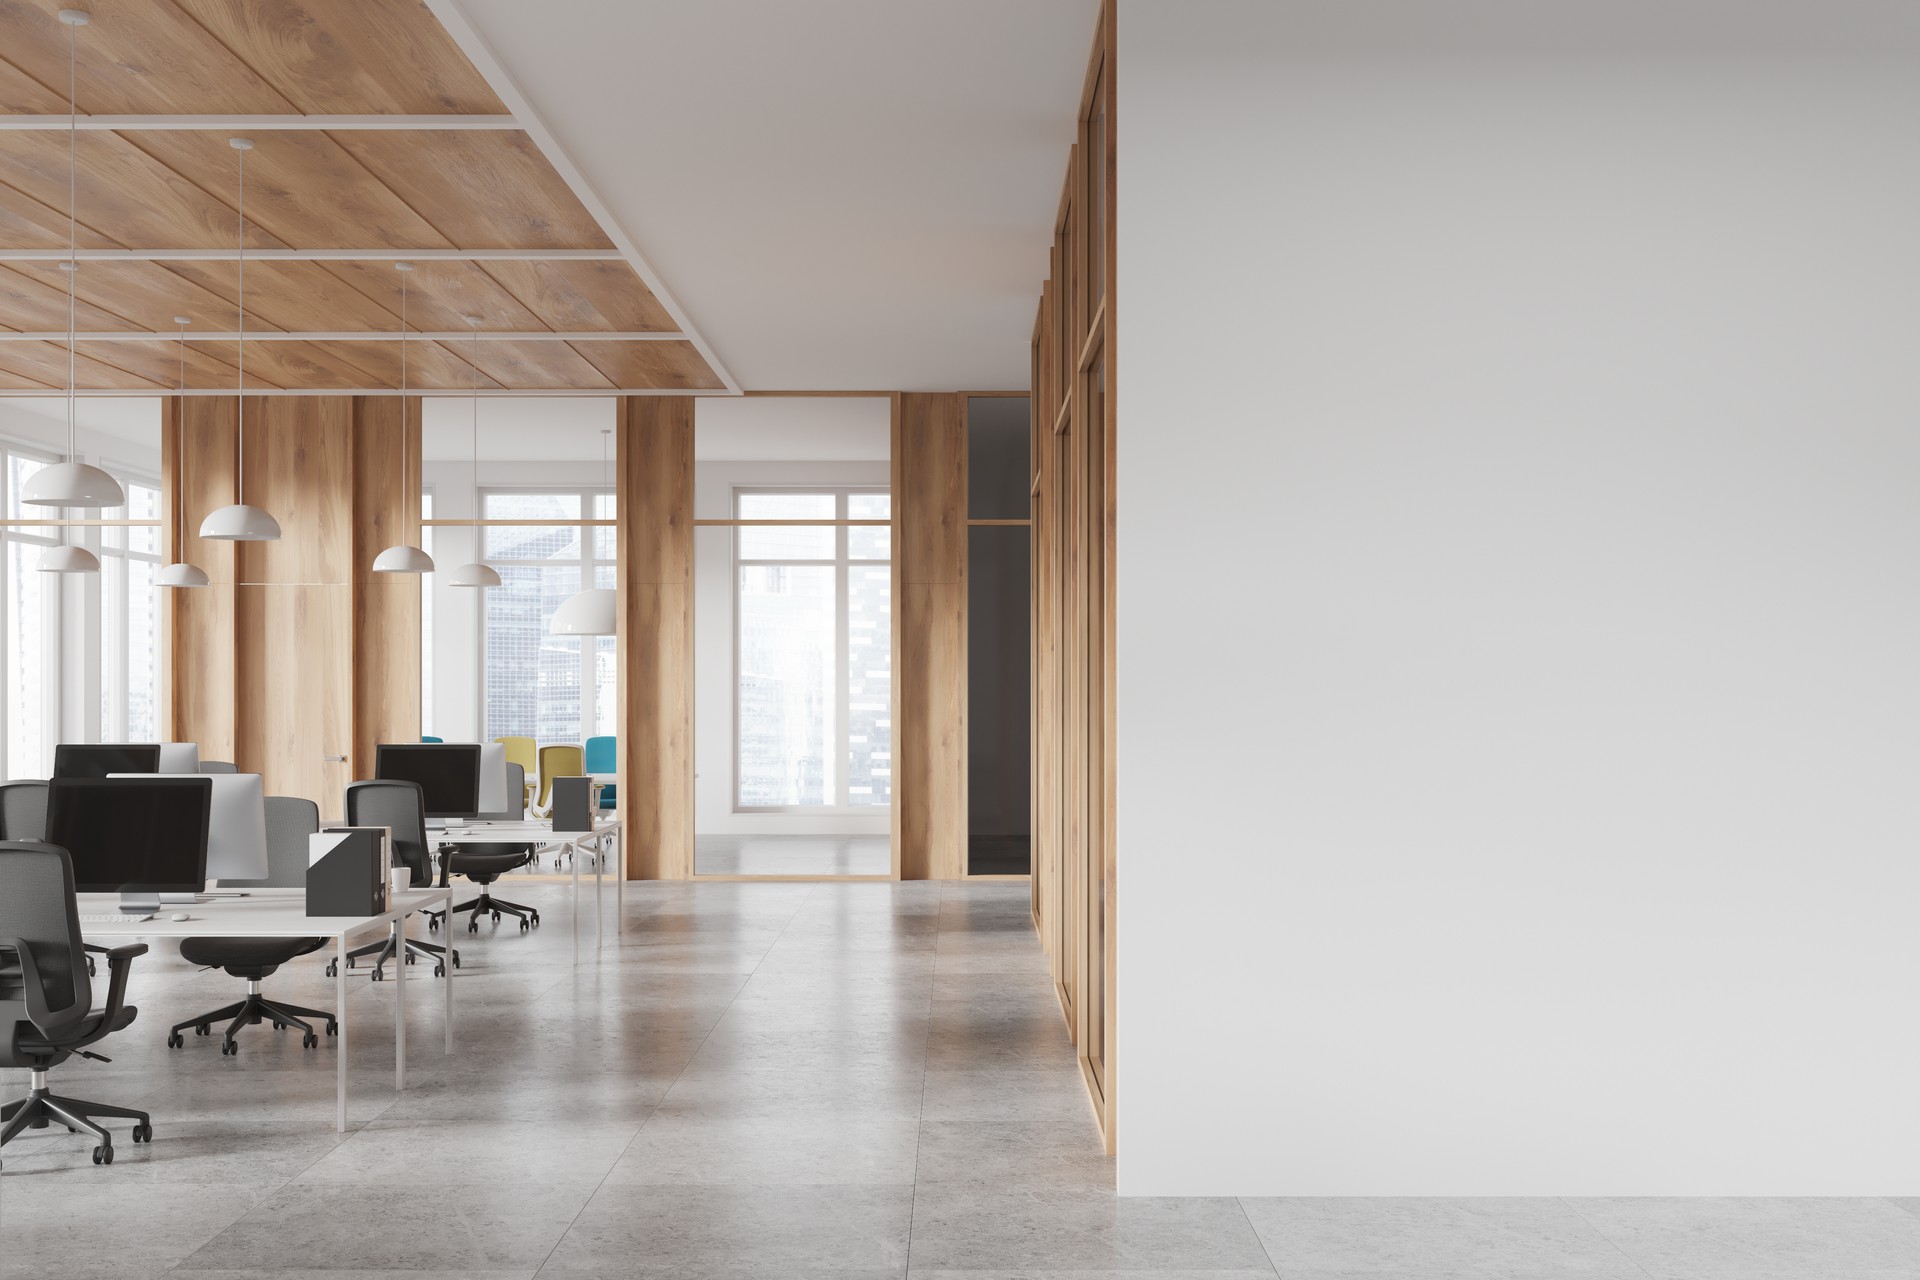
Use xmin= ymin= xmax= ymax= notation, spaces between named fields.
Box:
xmin=374 ymin=743 xmax=482 ymax=820
xmin=47 ymin=776 xmax=212 ymax=911
xmin=53 ymin=743 xmax=163 ymax=779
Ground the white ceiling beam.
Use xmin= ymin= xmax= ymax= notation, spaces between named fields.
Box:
xmin=0 ymin=331 xmax=685 ymax=342
xmin=0 ymin=248 xmax=623 ymax=262
xmin=0 ymin=113 xmax=518 ymax=131
xmin=426 ymin=0 xmax=743 ymax=396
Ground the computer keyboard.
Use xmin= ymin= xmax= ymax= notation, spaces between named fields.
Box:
xmin=79 ymin=913 xmax=154 ymax=924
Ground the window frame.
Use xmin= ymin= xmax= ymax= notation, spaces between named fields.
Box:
xmin=95 ymin=460 xmax=163 ymax=744
xmin=0 ymin=437 xmax=64 ymax=780
xmin=731 ymin=484 xmax=892 ymax=814
xmin=476 ymin=483 xmax=617 ymax=746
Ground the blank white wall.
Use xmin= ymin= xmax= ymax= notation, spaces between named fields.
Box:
xmin=1118 ymin=0 xmax=1920 ymax=1195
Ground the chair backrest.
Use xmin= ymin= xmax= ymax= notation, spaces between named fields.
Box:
xmin=537 ymin=744 xmax=584 ymax=809
xmin=420 ymin=735 xmax=443 ymax=744
xmin=0 ymin=842 xmax=90 ymax=1032
xmin=583 ymin=735 xmax=617 ymax=774
xmin=199 ymin=760 xmax=238 ymax=774
xmin=245 ymin=795 xmax=321 ymax=888
xmin=477 ymin=763 xmax=527 ymax=821
xmin=0 ymin=780 xmax=49 ymax=842
xmin=344 ymin=780 xmax=430 ymax=885
xmin=494 ymin=735 xmax=536 ymax=777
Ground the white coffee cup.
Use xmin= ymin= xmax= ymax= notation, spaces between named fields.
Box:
xmin=390 ymin=868 xmax=412 ymax=898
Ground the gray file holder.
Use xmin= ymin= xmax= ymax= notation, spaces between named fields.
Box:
xmin=307 ymin=826 xmax=391 ymax=916
xmin=551 ymin=775 xmax=594 ymax=834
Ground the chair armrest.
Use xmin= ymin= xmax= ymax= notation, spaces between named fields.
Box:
xmin=0 ymin=935 xmax=86 ymax=1036
xmin=97 ymin=941 xmax=147 ymax=1023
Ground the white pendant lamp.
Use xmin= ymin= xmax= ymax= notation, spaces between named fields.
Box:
xmin=448 ymin=315 xmax=500 ymax=588
xmin=199 ymin=137 xmax=280 ymax=542
xmin=550 ymin=428 xmax=616 ymax=636
xmin=25 ymin=9 xmax=124 ymax=522
xmin=157 ymin=315 xmax=209 ymax=588
xmin=372 ymin=262 xmax=434 ymax=574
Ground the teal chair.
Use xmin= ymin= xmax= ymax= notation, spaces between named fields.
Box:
xmin=421 ymin=735 xmax=443 ymax=744
xmin=584 ymin=735 xmax=617 ymax=810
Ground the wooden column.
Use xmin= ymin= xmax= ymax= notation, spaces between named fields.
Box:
xmin=617 ymin=396 xmax=694 ymax=879
xmin=165 ymin=395 xmax=419 ymax=811
xmin=894 ymin=392 xmax=967 ymax=879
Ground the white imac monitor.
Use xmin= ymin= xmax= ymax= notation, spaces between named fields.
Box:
xmin=476 ymin=741 xmax=509 ymax=818
xmin=112 ymin=770 xmax=267 ymax=882
xmin=158 ymin=742 xmax=200 ymax=774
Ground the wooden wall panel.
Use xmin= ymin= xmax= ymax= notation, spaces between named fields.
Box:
xmin=166 ymin=394 xmax=418 ymax=811
xmin=618 ymin=396 xmax=694 ymax=879
xmin=895 ymin=392 xmax=967 ymax=879
xmin=351 ymin=396 xmax=421 ymax=777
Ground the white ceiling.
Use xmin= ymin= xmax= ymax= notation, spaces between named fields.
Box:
xmin=449 ymin=0 xmax=1099 ymax=392
xmin=423 ymin=395 xmax=888 ymax=462
xmin=0 ymin=397 xmax=160 ymax=449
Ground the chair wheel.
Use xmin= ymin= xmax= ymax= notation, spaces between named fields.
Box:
xmin=131 ymin=1123 xmax=152 ymax=1144
xmin=166 ymin=1032 xmax=183 ymax=1049
xmin=467 ymin=919 xmax=479 ymax=933
xmin=221 ymin=1040 xmax=238 ymax=1056
xmin=427 ymin=919 xmax=438 ymax=933
xmin=529 ymin=912 xmax=540 ymax=925
xmin=370 ymin=968 xmax=384 ymax=982
xmin=196 ymin=1024 xmax=210 ymax=1036
xmin=92 ymin=1143 xmax=112 ymax=1165
xmin=325 ymin=960 xmax=338 ymax=978
xmin=302 ymin=1033 xmax=319 ymax=1049
xmin=519 ymin=920 xmax=530 ymax=933
xmin=86 ymin=957 xmax=96 ymax=977
xmin=492 ymin=911 xmax=502 ymax=922
xmin=433 ymin=964 xmax=445 ymax=978
xmin=451 ymin=953 xmax=461 ymax=969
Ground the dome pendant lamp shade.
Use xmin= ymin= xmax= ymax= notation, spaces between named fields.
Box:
xmin=24 ymin=461 xmax=124 ymax=509
xmin=549 ymin=587 xmax=617 ymax=636
xmin=160 ymin=316 xmax=210 ymax=588
xmin=38 ymin=543 xmax=100 ymax=574
xmin=200 ymin=137 xmax=279 ymax=544
xmin=374 ymin=262 xmax=433 ymax=575
xmin=28 ymin=12 xmax=123 ymax=513
xmin=446 ymin=560 xmax=502 ymax=588
xmin=448 ymin=315 xmax=498 ymax=589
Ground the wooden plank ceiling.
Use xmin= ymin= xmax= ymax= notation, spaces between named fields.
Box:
xmin=0 ymin=0 xmax=725 ymax=392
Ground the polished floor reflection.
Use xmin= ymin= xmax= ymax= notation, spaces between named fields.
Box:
xmin=695 ymin=833 xmax=891 ymax=876
xmin=3 ymin=881 xmax=1916 ymax=1278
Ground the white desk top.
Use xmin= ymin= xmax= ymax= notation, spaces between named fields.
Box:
xmin=74 ymin=887 xmax=447 ymax=939
xmin=429 ymin=818 xmax=620 ymax=845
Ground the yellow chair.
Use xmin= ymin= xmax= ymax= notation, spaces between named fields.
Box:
xmin=535 ymin=743 xmax=584 ymax=812
xmin=494 ymin=736 xmax=537 ymax=808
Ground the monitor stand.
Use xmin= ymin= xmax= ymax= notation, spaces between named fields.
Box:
xmin=159 ymin=890 xmax=215 ymax=904
xmin=427 ymin=817 xmax=466 ymax=832
xmin=117 ymin=892 xmax=161 ymax=916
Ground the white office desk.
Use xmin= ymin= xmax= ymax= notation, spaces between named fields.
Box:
xmin=432 ymin=817 xmax=624 ymax=963
xmin=76 ymin=885 xmax=456 ymax=1132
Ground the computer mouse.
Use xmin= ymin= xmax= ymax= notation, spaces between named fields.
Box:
xmin=169 ymin=912 xmax=192 ymax=922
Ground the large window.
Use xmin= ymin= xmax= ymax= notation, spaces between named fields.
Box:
xmin=99 ymin=474 xmax=161 ymax=742
xmin=481 ymin=488 xmax=616 ymax=745
xmin=419 ymin=489 xmax=434 ymax=739
xmin=3 ymin=448 xmax=57 ymax=779
xmin=735 ymin=488 xmax=890 ymax=810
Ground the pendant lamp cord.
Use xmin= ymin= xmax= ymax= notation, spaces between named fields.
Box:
xmin=399 ymin=268 xmax=409 ymax=501
xmin=235 ymin=144 xmax=246 ymax=505
xmin=65 ymin=16 xmax=76 ymax=470
xmin=177 ymin=318 xmax=187 ymax=553
xmin=471 ymin=319 xmax=480 ymax=519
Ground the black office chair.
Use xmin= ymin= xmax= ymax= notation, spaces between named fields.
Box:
xmin=0 ymin=780 xmax=47 ymax=840
xmin=168 ymin=797 xmax=336 ymax=1055
xmin=439 ymin=761 xmax=541 ymax=934
xmin=331 ymin=780 xmax=457 ymax=979
xmin=0 ymin=842 xmax=151 ymax=1167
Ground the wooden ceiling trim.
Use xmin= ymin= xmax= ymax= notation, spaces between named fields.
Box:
xmin=122 ymin=129 xmax=455 ymax=251
xmin=569 ymin=340 xmax=724 ymax=391
xmin=0 ymin=51 xmax=65 ymax=114
xmin=477 ymin=259 xmax=678 ymax=333
xmin=0 ymin=261 xmax=138 ymax=331
xmin=171 ymin=0 xmax=507 ymax=117
xmin=0 ymin=173 xmax=124 ymax=248
xmin=0 ymin=1 xmax=300 ymax=115
xmin=0 ymin=339 xmax=165 ymax=388
xmin=321 ymin=257 xmax=539 ymax=333
xmin=332 ymin=130 xmax=613 ymax=251
xmin=165 ymin=259 xmax=401 ymax=333
xmin=0 ymin=130 xmax=290 ymax=249
xmin=466 ymin=337 xmax=615 ymax=391
xmin=79 ymin=336 xmax=254 ymax=388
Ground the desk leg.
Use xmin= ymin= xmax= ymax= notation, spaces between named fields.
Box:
xmin=593 ymin=832 xmax=604 ymax=953
xmin=392 ymin=917 xmax=408 ymax=1092
xmin=335 ymin=934 xmax=348 ymax=1134
xmin=571 ymin=836 xmax=581 ymax=966
xmin=443 ymin=887 xmax=455 ymax=1055
xmin=616 ymin=827 xmax=624 ymax=935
